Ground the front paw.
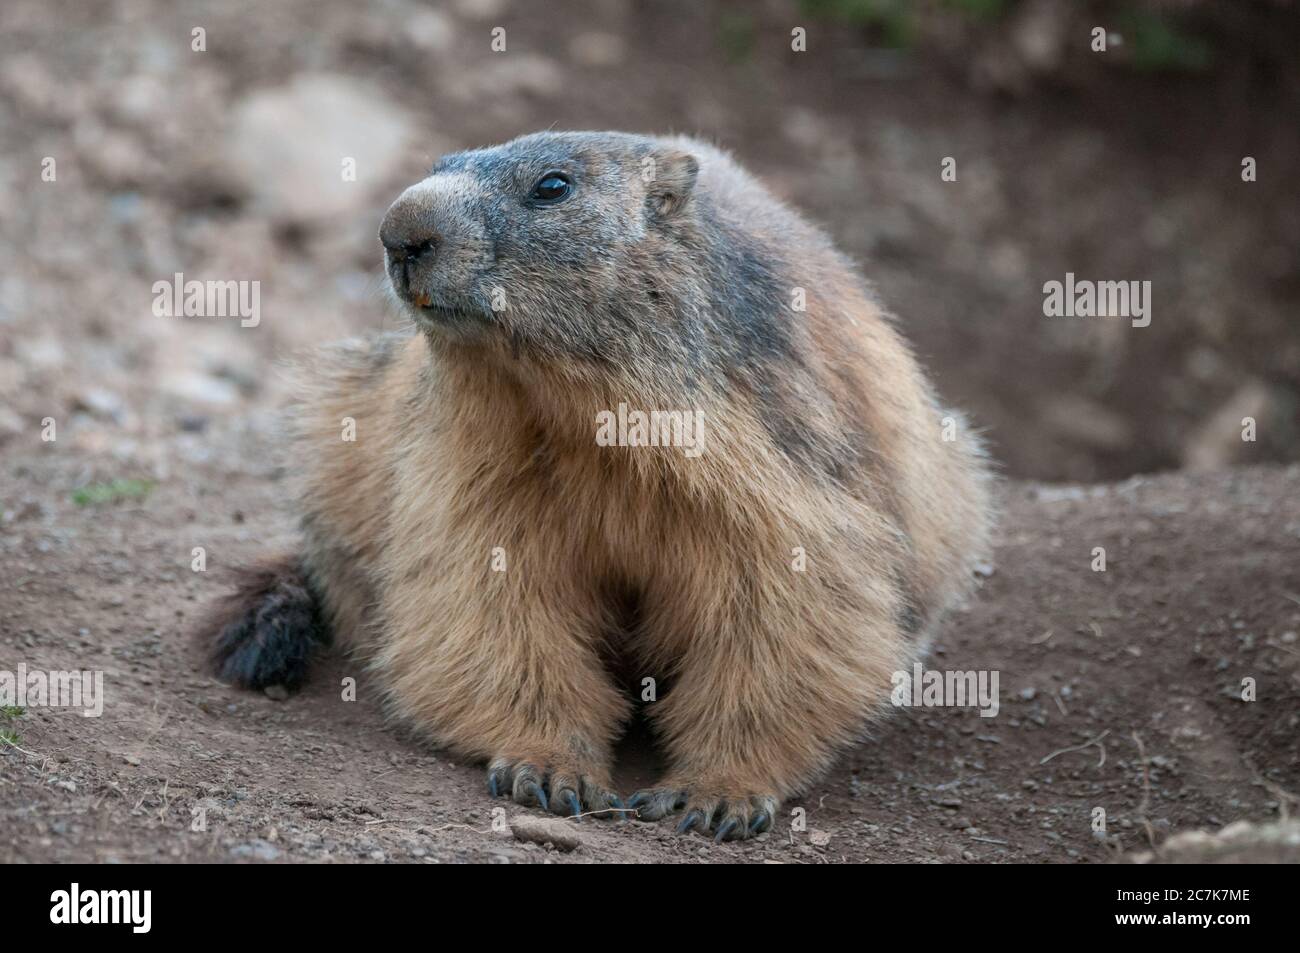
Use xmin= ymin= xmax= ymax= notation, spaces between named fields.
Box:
xmin=485 ymin=756 xmax=628 ymax=821
xmin=627 ymin=785 xmax=777 ymax=842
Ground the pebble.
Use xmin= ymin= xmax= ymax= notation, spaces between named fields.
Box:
xmin=229 ymin=839 xmax=280 ymax=862
xmin=510 ymin=816 xmax=582 ymax=852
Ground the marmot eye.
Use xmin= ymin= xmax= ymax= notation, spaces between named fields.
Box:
xmin=530 ymin=173 xmax=572 ymax=204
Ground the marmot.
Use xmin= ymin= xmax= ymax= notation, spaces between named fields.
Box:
xmin=201 ymin=131 xmax=993 ymax=841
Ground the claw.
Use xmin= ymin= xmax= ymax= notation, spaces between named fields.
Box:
xmin=561 ymin=789 xmax=582 ymax=819
xmin=609 ymin=795 xmax=628 ymax=822
xmin=677 ymin=809 xmax=705 ymax=835
xmin=524 ymin=780 xmax=549 ymax=812
xmin=487 ymin=771 xmax=502 ymax=798
xmin=749 ymin=810 xmax=771 ymax=835
xmin=626 ymin=792 xmax=648 ymax=811
xmin=714 ymin=818 xmax=739 ymax=843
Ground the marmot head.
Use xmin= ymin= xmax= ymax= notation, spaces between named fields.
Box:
xmin=378 ymin=131 xmax=790 ymax=382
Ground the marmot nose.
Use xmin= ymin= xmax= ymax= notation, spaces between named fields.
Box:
xmin=379 ymin=198 xmax=441 ymax=265
xmin=381 ymin=234 xmax=438 ymax=264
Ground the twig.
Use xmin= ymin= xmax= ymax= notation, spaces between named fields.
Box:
xmin=1040 ymin=729 xmax=1110 ymax=767
xmin=0 ymin=735 xmax=44 ymax=759
xmin=1241 ymin=751 xmax=1300 ymax=822
xmin=572 ymin=806 xmax=633 ymax=821
xmin=1131 ymin=731 xmax=1156 ymax=847
xmin=157 ymin=778 xmax=172 ymax=823
xmin=423 ymin=822 xmax=494 ymax=834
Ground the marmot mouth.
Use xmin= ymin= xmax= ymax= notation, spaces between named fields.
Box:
xmin=406 ymin=295 xmax=487 ymax=327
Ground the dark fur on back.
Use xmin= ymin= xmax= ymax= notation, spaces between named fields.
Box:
xmin=200 ymin=554 xmax=330 ymax=690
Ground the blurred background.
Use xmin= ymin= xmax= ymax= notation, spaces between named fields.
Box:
xmin=1 ymin=0 xmax=1297 ymax=483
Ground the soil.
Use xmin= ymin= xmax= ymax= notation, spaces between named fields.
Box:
xmin=3 ymin=461 xmax=1298 ymax=863
xmin=1 ymin=0 xmax=1299 ymax=863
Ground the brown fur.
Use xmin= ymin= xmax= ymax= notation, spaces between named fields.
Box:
xmin=201 ymin=132 xmax=993 ymax=839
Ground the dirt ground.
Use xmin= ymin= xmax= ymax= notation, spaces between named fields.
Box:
xmin=2 ymin=1 xmax=1299 ymax=862
xmin=3 ymin=460 xmax=1298 ymax=863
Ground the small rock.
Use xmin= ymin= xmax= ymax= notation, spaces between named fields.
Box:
xmin=161 ymin=372 xmax=240 ymax=407
xmin=75 ymin=388 xmax=125 ymax=421
xmin=229 ymin=839 xmax=280 ymax=862
xmin=510 ymin=816 xmax=582 ymax=852
xmin=226 ymin=75 xmax=413 ymax=224
xmin=406 ymin=9 xmax=455 ymax=51
xmin=0 ymin=407 xmax=23 ymax=439
xmin=1183 ymin=380 xmax=1275 ymax=470
xmin=177 ymin=414 xmax=209 ymax=433
xmin=1218 ymin=820 xmax=1254 ymax=841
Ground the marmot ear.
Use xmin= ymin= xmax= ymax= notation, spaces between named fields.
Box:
xmin=644 ymin=149 xmax=699 ymax=219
